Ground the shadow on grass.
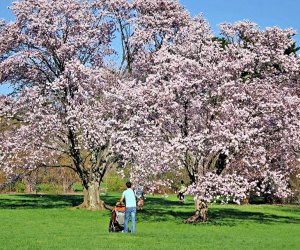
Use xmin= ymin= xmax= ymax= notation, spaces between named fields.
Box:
xmin=0 ymin=194 xmax=83 ymax=209
xmin=1 ymin=194 xmax=299 ymax=226
xmin=268 ymin=205 xmax=300 ymax=215
xmin=103 ymin=194 xmax=188 ymax=207
xmin=106 ymin=196 xmax=300 ymax=225
xmin=208 ymin=207 xmax=300 ymax=226
xmin=136 ymin=208 xmax=194 ymax=223
xmin=0 ymin=193 xmax=124 ymax=209
xmin=103 ymin=195 xmax=195 ymax=221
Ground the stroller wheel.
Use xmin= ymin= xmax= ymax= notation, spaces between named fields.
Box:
xmin=108 ymin=220 xmax=114 ymax=232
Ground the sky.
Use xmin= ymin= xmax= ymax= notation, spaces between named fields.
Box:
xmin=181 ymin=0 xmax=300 ymax=35
xmin=1 ymin=0 xmax=300 ymax=94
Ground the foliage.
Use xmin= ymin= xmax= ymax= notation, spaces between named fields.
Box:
xmin=114 ymin=18 xmax=300 ymax=209
xmin=0 ymin=0 xmax=124 ymax=209
xmin=15 ymin=181 xmax=25 ymax=193
xmin=36 ymin=183 xmax=63 ymax=194
xmin=72 ymin=182 xmax=84 ymax=192
xmin=104 ymin=174 xmax=126 ymax=193
xmin=1 ymin=0 xmax=300 ymax=216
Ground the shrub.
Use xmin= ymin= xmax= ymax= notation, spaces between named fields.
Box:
xmin=72 ymin=183 xmax=84 ymax=192
xmin=36 ymin=183 xmax=63 ymax=194
xmin=105 ymin=174 xmax=126 ymax=192
xmin=15 ymin=182 xmax=25 ymax=193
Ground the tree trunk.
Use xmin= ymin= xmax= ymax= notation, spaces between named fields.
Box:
xmin=23 ymin=176 xmax=35 ymax=193
xmin=79 ymin=181 xmax=106 ymax=210
xmin=62 ymin=180 xmax=68 ymax=193
xmin=184 ymin=199 xmax=208 ymax=223
xmin=264 ymin=194 xmax=274 ymax=204
xmin=241 ymin=196 xmax=250 ymax=205
xmin=62 ymin=179 xmax=72 ymax=193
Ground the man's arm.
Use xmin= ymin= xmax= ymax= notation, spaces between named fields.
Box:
xmin=120 ymin=195 xmax=124 ymax=203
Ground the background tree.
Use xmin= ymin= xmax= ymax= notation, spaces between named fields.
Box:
xmin=115 ymin=19 xmax=300 ymax=221
xmin=1 ymin=0 xmax=300 ymax=222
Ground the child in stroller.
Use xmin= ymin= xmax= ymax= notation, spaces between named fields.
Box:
xmin=108 ymin=202 xmax=126 ymax=232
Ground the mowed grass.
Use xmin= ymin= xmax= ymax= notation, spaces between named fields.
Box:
xmin=0 ymin=193 xmax=299 ymax=250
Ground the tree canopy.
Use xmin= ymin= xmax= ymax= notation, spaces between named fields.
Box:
xmin=0 ymin=0 xmax=300 ymax=219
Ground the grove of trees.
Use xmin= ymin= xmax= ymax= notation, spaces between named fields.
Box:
xmin=1 ymin=0 xmax=300 ymax=222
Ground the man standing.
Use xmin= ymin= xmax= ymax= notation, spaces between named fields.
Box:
xmin=120 ymin=181 xmax=136 ymax=233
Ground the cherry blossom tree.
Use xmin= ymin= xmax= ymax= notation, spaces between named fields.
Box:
xmin=0 ymin=0 xmax=194 ymax=210
xmin=102 ymin=0 xmax=191 ymax=75
xmin=115 ymin=19 xmax=300 ymax=221
xmin=0 ymin=0 xmax=123 ymax=210
xmin=1 ymin=0 xmax=300 ymax=222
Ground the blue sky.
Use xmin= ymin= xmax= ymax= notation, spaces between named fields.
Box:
xmin=1 ymin=0 xmax=300 ymax=94
xmin=180 ymin=0 xmax=300 ymax=41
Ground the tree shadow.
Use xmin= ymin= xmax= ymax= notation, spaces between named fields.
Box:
xmin=145 ymin=196 xmax=194 ymax=207
xmin=136 ymin=208 xmax=194 ymax=223
xmin=1 ymin=194 xmax=299 ymax=227
xmin=101 ymin=194 xmax=121 ymax=206
xmin=268 ymin=205 xmax=300 ymax=215
xmin=207 ymin=207 xmax=300 ymax=226
xmin=105 ymin=195 xmax=300 ymax=226
xmin=0 ymin=194 xmax=83 ymax=209
xmin=102 ymin=195 xmax=194 ymax=222
xmin=102 ymin=194 xmax=191 ymax=208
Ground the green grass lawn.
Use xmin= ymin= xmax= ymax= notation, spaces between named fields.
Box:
xmin=0 ymin=193 xmax=299 ymax=250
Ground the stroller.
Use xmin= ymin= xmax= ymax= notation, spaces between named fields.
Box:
xmin=108 ymin=203 xmax=126 ymax=232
